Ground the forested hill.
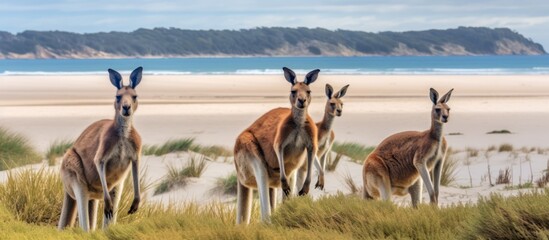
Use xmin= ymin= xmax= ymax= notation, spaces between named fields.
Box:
xmin=0 ymin=27 xmax=545 ymax=59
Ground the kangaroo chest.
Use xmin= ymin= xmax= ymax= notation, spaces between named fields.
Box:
xmin=424 ymin=142 xmax=442 ymax=169
xmin=105 ymin=139 xmax=135 ymax=181
xmin=284 ymin=129 xmax=310 ymax=152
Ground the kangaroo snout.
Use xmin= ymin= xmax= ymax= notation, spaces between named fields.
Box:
xmin=441 ymin=115 xmax=448 ymax=122
xmin=296 ymin=98 xmax=306 ymax=108
xmin=122 ymin=105 xmax=131 ymax=116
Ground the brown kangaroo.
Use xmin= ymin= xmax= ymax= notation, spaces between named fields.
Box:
xmin=58 ymin=67 xmax=143 ymax=231
xmin=293 ymin=83 xmax=349 ymax=191
xmin=362 ymin=88 xmax=453 ymax=207
xmin=233 ymin=67 xmax=320 ymax=224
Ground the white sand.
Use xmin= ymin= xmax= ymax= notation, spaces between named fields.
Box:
xmin=1 ymin=74 xmax=549 ymax=207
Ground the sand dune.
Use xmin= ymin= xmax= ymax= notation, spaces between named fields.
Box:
xmin=1 ymin=74 xmax=549 ymax=206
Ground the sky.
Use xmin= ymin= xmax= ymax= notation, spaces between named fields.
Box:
xmin=1 ymin=0 xmax=548 ymax=49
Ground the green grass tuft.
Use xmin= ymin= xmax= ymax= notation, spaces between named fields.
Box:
xmin=143 ymin=138 xmax=196 ymax=156
xmin=0 ymin=167 xmax=64 ymax=225
xmin=0 ymin=127 xmax=42 ymax=170
xmin=192 ymin=144 xmax=233 ymax=161
xmin=154 ymin=155 xmax=208 ymax=195
xmin=45 ymin=139 xmax=74 ymax=166
xmin=440 ymin=157 xmax=459 ymax=186
xmin=331 ymin=142 xmax=375 ymax=163
xmin=211 ymin=172 xmax=238 ymax=195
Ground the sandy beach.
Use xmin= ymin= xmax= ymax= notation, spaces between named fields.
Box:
xmin=1 ymin=74 xmax=549 ymax=206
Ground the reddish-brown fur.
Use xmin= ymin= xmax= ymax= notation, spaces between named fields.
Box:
xmin=362 ymin=88 xmax=453 ymax=207
xmin=295 ymin=84 xmax=349 ymax=190
xmin=234 ymin=67 xmax=320 ymax=224
xmin=58 ymin=67 xmax=143 ymax=231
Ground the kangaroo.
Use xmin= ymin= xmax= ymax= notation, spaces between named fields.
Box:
xmin=362 ymin=88 xmax=453 ymax=207
xmin=234 ymin=67 xmax=320 ymax=224
xmin=293 ymin=84 xmax=349 ymax=191
xmin=58 ymin=67 xmax=143 ymax=231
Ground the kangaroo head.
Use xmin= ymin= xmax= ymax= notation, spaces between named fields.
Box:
xmin=325 ymin=84 xmax=349 ymax=117
xmin=283 ymin=67 xmax=320 ymax=110
xmin=109 ymin=67 xmax=143 ymax=118
xmin=429 ymin=88 xmax=453 ymax=123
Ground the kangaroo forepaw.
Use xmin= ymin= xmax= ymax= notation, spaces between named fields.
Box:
xmin=315 ymin=181 xmax=324 ymax=190
xmin=299 ymin=185 xmax=310 ymax=196
xmin=315 ymin=175 xmax=325 ymax=190
xmin=104 ymin=197 xmax=114 ymax=220
xmin=128 ymin=198 xmax=140 ymax=214
xmin=281 ymin=179 xmax=291 ymax=197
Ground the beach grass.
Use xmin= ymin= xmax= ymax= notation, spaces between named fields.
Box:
xmin=154 ymin=155 xmax=208 ymax=195
xmin=211 ymin=172 xmax=238 ymax=195
xmin=143 ymin=138 xmax=196 ymax=156
xmin=142 ymin=138 xmax=232 ymax=162
xmin=0 ymin=127 xmax=42 ymax=170
xmin=45 ymin=139 xmax=74 ymax=166
xmin=440 ymin=157 xmax=459 ymax=186
xmin=331 ymin=142 xmax=375 ymax=164
xmin=1 ymin=176 xmax=549 ymax=239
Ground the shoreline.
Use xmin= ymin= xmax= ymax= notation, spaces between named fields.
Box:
xmin=2 ymin=74 xmax=549 ymax=151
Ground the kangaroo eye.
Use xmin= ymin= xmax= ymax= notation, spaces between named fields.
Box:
xmin=132 ymin=96 xmax=138 ymax=101
xmin=435 ymin=108 xmax=441 ymax=113
xmin=291 ymin=90 xmax=297 ymax=95
xmin=116 ymin=95 xmax=122 ymax=102
xmin=307 ymin=90 xmax=311 ymax=94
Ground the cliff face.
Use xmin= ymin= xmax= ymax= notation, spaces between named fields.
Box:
xmin=0 ymin=27 xmax=544 ymax=59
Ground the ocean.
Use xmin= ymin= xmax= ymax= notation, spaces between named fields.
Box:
xmin=0 ymin=55 xmax=548 ymax=75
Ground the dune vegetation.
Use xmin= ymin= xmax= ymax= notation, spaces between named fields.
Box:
xmin=2 ymin=132 xmax=549 ymax=239
xmin=0 ymin=127 xmax=42 ymax=170
xmin=1 ymin=166 xmax=549 ymax=239
xmin=45 ymin=139 xmax=74 ymax=166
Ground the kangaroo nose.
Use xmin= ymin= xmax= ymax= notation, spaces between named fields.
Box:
xmin=122 ymin=105 xmax=130 ymax=111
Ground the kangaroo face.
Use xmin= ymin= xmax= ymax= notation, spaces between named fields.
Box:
xmin=327 ymin=97 xmax=344 ymax=117
xmin=115 ymin=87 xmax=138 ymax=118
xmin=290 ymin=82 xmax=312 ymax=109
xmin=283 ymin=67 xmax=320 ymax=110
xmin=433 ymin=102 xmax=450 ymax=123
xmin=429 ymin=88 xmax=453 ymax=124
xmin=108 ymin=67 xmax=143 ymax=119
xmin=325 ymin=84 xmax=349 ymax=117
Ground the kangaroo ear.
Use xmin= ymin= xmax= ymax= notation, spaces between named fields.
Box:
xmin=325 ymin=84 xmax=334 ymax=99
xmin=439 ymin=88 xmax=454 ymax=103
xmin=337 ymin=84 xmax=350 ymax=98
xmin=429 ymin=88 xmax=439 ymax=105
xmin=304 ymin=69 xmax=320 ymax=85
xmin=283 ymin=67 xmax=296 ymax=85
xmin=108 ymin=69 xmax=123 ymax=89
xmin=129 ymin=66 xmax=143 ymax=89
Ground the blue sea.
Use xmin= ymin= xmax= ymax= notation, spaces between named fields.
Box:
xmin=0 ymin=55 xmax=548 ymax=75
